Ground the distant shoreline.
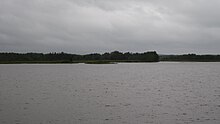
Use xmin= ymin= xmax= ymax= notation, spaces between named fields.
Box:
xmin=1 ymin=52 xmax=220 ymax=64
xmin=0 ymin=51 xmax=159 ymax=64
xmin=0 ymin=60 xmax=159 ymax=64
xmin=1 ymin=60 xmax=220 ymax=64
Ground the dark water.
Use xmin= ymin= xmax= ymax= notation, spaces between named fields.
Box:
xmin=0 ymin=62 xmax=220 ymax=124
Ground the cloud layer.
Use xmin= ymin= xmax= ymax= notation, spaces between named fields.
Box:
xmin=0 ymin=0 xmax=220 ymax=54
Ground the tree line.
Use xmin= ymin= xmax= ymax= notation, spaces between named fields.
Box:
xmin=0 ymin=51 xmax=159 ymax=63
xmin=160 ymin=54 xmax=220 ymax=62
xmin=1 ymin=52 xmax=220 ymax=63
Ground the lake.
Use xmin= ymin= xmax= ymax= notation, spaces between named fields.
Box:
xmin=0 ymin=62 xmax=220 ymax=124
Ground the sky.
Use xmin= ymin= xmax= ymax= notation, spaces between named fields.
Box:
xmin=0 ymin=0 xmax=220 ymax=54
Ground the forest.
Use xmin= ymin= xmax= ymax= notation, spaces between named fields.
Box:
xmin=0 ymin=51 xmax=159 ymax=64
xmin=1 ymin=51 xmax=220 ymax=64
xmin=160 ymin=54 xmax=220 ymax=62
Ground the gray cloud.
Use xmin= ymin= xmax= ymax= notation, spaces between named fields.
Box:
xmin=0 ymin=0 xmax=220 ymax=54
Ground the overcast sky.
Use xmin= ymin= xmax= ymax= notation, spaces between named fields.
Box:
xmin=0 ymin=0 xmax=220 ymax=54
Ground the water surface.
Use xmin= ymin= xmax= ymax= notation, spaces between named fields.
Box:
xmin=0 ymin=62 xmax=220 ymax=124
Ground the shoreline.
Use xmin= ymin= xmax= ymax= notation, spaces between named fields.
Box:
xmin=1 ymin=60 xmax=220 ymax=64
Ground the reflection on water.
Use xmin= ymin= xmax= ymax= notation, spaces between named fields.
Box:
xmin=0 ymin=63 xmax=220 ymax=124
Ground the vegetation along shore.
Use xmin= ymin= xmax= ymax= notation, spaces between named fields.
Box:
xmin=0 ymin=51 xmax=220 ymax=64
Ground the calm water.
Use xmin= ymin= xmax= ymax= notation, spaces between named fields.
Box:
xmin=0 ymin=62 xmax=220 ymax=124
